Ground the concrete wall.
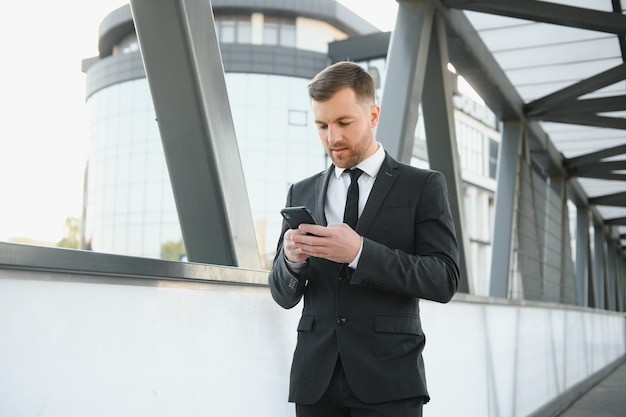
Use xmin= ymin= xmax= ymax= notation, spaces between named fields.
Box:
xmin=0 ymin=264 xmax=624 ymax=417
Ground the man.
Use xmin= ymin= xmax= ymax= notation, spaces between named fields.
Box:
xmin=269 ymin=61 xmax=459 ymax=416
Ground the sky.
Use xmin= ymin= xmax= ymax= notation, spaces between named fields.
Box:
xmin=0 ymin=0 xmax=397 ymax=243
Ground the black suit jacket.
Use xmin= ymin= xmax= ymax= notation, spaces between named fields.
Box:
xmin=269 ymin=152 xmax=459 ymax=405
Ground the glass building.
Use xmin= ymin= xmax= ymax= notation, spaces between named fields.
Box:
xmin=81 ymin=0 xmax=379 ymax=266
xmin=82 ymin=0 xmax=500 ymax=291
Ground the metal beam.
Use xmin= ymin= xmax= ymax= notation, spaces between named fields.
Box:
xmin=569 ymin=172 xmax=626 ymax=181
xmin=490 ymin=122 xmax=523 ymax=298
xmin=575 ymin=160 xmax=626 ymax=173
xmin=443 ymin=0 xmax=626 ymax=35
xmin=569 ymin=161 xmax=626 ymax=180
xmin=618 ymin=258 xmax=626 ymax=311
xmin=593 ymin=224 xmax=607 ymax=309
xmin=605 ymin=217 xmax=626 ymax=226
xmin=534 ymin=96 xmax=626 ymax=116
xmin=614 ymin=0 xmax=626 ymax=61
xmin=524 ymin=64 xmax=626 ymax=117
xmin=589 ymin=192 xmax=626 ymax=207
xmin=377 ymin=0 xmax=435 ymax=162
xmin=421 ymin=13 xmax=472 ymax=294
xmin=606 ymin=237 xmax=618 ymax=310
xmin=576 ymin=206 xmax=590 ymax=306
xmin=129 ymin=0 xmax=260 ymax=268
xmin=564 ymin=143 xmax=626 ymax=167
xmin=537 ymin=114 xmax=626 ymax=130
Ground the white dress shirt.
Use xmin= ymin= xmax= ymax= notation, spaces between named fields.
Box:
xmin=285 ymin=144 xmax=385 ymax=272
xmin=325 ymin=143 xmax=385 ymax=225
xmin=326 ymin=144 xmax=385 ymax=268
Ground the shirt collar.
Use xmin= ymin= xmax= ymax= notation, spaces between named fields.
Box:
xmin=333 ymin=143 xmax=385 ymax=179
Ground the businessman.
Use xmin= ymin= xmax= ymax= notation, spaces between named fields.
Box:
xmin=269 ymin=61 xmax=460 ymax=416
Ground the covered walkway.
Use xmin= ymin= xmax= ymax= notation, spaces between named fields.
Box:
xmin=557 ymin=359 xmax=626 ymax=417
xmin=1 ymin=1 xmax=625 ymax=416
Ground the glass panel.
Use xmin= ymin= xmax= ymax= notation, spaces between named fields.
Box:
xmin=218 ymin=17 xmax=236 ymax=43
xmin=279 ymin=19 xmax=296 ymax=47
xmin=263 ymin=17 xmax=279 ymax=45
xmin=237 ymin=18 xmax=252 ymax=44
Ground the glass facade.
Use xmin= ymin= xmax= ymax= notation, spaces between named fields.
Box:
xmin=263 ymin=17 xmax=296 ymax=47
xmin=84 ymin=80 xmax=180 ymax=259
xmin=84 ymin=72 xmax=324 ymax=266
xmin=216 ymin=16 xmax=252 ymax=44
xmin=227 ymin=73 xmax=326 ymax=267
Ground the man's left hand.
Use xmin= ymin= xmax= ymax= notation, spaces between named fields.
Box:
xmin=290 ymin=223 xmax=361 ymax=264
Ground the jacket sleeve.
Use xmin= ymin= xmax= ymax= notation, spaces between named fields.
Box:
xmin=350 ymin=170 xmax=460 ymax=303
xmin=268 ymin=249 xmax=308 ymax=309
xmin=267 ymin=186 xmax=308 ymax=309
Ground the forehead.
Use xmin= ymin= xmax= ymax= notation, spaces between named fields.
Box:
xmin=311 ymin=88 xmax=364 ymax=120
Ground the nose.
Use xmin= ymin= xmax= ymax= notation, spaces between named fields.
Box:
xmin=326 ymin=125 xmax=341 ymax=145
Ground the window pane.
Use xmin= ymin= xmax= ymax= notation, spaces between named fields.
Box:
xmin=237 ymin=19 xmax=251 ymax=43
xmin=264 ymin=17 xmax=279 ymax=45
xmin=219 ymin=17 xmax=236 ymax=43
xmin=279 ymin=20 xmax=295 ymax=47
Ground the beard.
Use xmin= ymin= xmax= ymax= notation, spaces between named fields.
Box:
xmin=326 ymin=134 xmax=374 ymax=169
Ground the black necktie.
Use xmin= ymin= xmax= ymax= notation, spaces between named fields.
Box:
xmin=343 ymin=168 xmax=363 ymax=230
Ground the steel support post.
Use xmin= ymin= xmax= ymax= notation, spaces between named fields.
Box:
xmin=489 ymin=122 xmax=523 ymax=298
xmin=575 ymin=206 xmax=590 ymax=306
xmin=592 ymin=223 xmax=606 ymax=309
xmin=129 ymin=0 xmax=260 ymax=268
xmin=421 ymin=13 xmax=472 ymax=293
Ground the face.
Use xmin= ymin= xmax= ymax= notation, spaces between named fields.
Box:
xmin=311 ymin=87 xmax=380 ymax=169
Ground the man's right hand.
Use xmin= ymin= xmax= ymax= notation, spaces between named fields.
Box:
xmin=283 ymin=228 xmax=312 ymax=263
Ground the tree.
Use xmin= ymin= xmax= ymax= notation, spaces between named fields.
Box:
xmin=161 ymin=239 xmax=186 ymax=261
xmin=57 ymin=217 xmax=81 ymax=249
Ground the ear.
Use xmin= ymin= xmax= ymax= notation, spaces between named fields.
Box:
xmin=370 ymin=104 xmax=381 ymax=128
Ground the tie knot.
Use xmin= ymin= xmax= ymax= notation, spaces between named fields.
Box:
xmin=348 ymin=168 xmax=363 ymax=184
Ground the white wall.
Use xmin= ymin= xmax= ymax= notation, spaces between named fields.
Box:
xmin=422 ymin=296 xmax=625 ymax=417
xmin=0 ymin=269 xmax=624 ymax=417
xmin=0 ymin=270 xmax=299 ymax=417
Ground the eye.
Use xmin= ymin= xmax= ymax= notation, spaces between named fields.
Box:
xmin=317 ymin=124 xmax=328 ymax=130
xmin=339 ymin=121 xmax=351 ymax=127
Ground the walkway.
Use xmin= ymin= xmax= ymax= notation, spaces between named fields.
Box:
xmin=557 ymin=359 xmax=626 ymax=417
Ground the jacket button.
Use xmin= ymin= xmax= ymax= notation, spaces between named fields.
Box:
xmin=337 ymin=317 xmax=347 ymax=325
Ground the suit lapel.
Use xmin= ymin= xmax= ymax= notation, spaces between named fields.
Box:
xmin=356 ymin=153 xmax=399 ymax=235
xmin=314 ymin=166 xmax=334 ymax=226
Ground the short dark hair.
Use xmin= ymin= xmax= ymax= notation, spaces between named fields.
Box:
xmin=308 ymin=61 xmax=375 ymax=104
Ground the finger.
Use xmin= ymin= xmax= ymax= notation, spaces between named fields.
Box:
xmin=299 ymin=223 xmax=328 ymax=236
xmin=326 ymin=223 xmax=351 ymax=230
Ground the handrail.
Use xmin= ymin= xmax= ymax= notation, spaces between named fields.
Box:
xmin=0 ymin=241 xmax=268 ymax=287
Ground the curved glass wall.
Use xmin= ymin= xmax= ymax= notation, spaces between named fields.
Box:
xmin=84 ymin=72 xmax=324 ymax=266
xmin=227 ymin=73 xmax=325 ymax=267
xmin=84 ymin=79 xmax=180 ymax=259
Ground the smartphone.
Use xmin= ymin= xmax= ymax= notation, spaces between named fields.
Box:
xmin=280 ymin=206 xmax=318 ymax=229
